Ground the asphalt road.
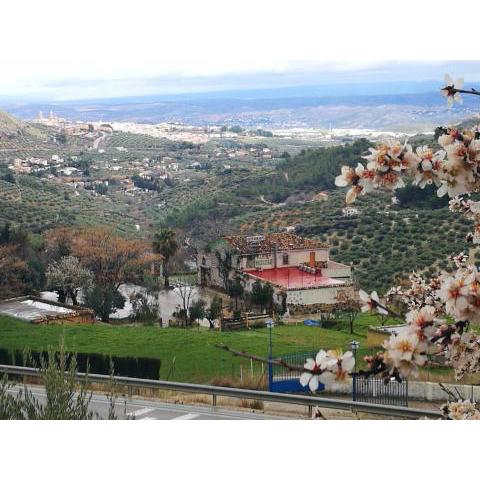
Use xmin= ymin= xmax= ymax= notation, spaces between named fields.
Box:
xmin=92 ymin=132 xmax=107 ymax=150
xmin=7 ymin=385 xmax=287 ymax=420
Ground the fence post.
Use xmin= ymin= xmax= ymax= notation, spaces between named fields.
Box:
xmin=212 ymin=393 xmax=217 ymax=407
xmin=268 ymin=363 xmax=273 ymax=392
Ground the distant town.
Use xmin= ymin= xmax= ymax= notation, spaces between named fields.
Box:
xmin=6 ymin=110 xmax=414 ymax=202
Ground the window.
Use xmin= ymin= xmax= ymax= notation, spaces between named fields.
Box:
xmin=282 ymin=254 xmax=289 ymax=265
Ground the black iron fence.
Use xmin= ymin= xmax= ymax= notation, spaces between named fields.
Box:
xmin=272 ymin=351 xmax=317 ymax=380
xmin=353 ymin=374 xmax=408 ymax=407
xmin=270 ymin=351 xmax=321 ymax=393
xmin=270 ymin=351 xmax=408 ymax=405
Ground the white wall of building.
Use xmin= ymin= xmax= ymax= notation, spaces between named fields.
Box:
xmin=286 ymin=286 xmax=345 ymax=305
xmin=238 ymin=248 xmax=329 ymax=270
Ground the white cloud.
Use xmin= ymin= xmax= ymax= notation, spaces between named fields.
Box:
xmin=1 ymin=0 xmax=479 ymax=99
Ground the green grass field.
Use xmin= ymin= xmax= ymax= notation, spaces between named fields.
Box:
xmin=0 ymin=313 xmax=385 ymax=383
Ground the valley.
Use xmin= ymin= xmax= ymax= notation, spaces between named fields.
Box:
xmin=0 ymin=108 xmax=475 ymax=294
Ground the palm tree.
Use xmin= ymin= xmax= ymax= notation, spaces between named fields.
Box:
xmin=153 ymin=228 xmax=178 ymax=289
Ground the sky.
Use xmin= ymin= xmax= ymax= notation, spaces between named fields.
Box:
xmin=1 ymin=0 xmax=480 ymax=101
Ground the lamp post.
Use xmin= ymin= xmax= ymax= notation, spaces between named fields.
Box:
xmin=266 ymin=319 xmax=274 ymax=391
xmin=350 ymin=340 xmax=360 ymax=402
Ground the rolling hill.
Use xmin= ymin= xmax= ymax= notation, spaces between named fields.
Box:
xmin=0 ymin=109 xmax=45 ymax=141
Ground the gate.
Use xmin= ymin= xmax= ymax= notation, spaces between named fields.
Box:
xmin=269 ymin=351 xmax=325 ymax=393
xmin=268 ymin=352 xmax=408 ymax=404
xmin=353 ymin=374 xmax=408 ymax=406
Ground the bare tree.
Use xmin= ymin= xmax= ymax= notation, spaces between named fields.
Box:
xmin=175 ymin=275 xmax=197 ymax=326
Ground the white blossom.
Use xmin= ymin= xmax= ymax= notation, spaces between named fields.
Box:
xmin=405 ymin=306 xmax=441 ymax=342
xmin=300 ymin=351 xmax=335 ymax=392
xmin=383 ymin=329 xmax=427 ymax=378
xmin=443 ymin=400 xmax=480 ymax=420
xmin=442 ymin=74 xmax=464 ymax=108
xmin=412 ymin=146 xmax=445 ymax=188
xmin=299 ymin=349 xmax=354 ymax=391
xmin=359 ymin=290 xmax=388 ymax=315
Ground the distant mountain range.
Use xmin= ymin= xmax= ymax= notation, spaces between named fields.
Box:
xmin=2 ymin=81 xmax=479 ymax=131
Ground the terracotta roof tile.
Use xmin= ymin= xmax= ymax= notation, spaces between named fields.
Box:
xmin=223 ymin=233 xmax=329 ymax=254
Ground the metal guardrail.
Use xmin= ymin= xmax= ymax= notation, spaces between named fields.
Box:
xmin=0 ymin=364 xmax=443 ymax=419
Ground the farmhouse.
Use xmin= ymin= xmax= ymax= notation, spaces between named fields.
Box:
xmin=198 ymin=233 xmax=354 ymax=313
xmin=342 ymin=206 xmax=359 ymax=217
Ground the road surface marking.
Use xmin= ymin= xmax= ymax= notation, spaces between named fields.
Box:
xmin=139 ymin=417 xmax=157 ymax=421
xmin=173 ymin=413 xmax=200 ymax=420
xmin=127 ymin=407 xmax=156 ymax=418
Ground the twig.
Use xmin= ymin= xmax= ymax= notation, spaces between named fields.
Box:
xmin=371 ymin=299 xmax=403 ymax=321
xmin=215 ymin=344 xmax=382 ymax=380
xmin=439 ymin=382 xmax=458 ymax=402
xmin=442 ymin=86 xmax=480 ymax=97
xmin=454 ymin=387 xmax=465 ymax=402
xmin=313 ymin=407 xmax=326 ymax=420
xmin=215 ymin=344 xmax=308 ymax=373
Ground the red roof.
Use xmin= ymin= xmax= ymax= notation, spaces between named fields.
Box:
xmin=244 ymin=267 xmax=345 ymax=290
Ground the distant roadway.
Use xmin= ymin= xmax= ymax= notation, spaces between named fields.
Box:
xmin=93 ymin=132 xmax=107 ymax=150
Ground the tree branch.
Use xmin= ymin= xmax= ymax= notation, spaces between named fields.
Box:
xmin=442 ymin=86 xmax=480 ymax=97
xmin=215 ymin=344 xmax=310 ymax=373
xmin=371 ymin=299 xmax=403 ymax=320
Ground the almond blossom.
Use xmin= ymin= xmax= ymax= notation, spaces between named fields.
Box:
xmin=442 ymin=74 xmax=464 ymax=108
xmin=324 ymin=350 xmax=356 ymax=382
xmin=335 ymin=123 xmax=480 ymax=205
xmin=438 ymin=270 xmax=473 ymax=318
xmin=362 ymin=140 xmax=411 ymax=190
xmin=300 ymin=349 xmax=354 ymax=391
xmin=438 ymin=132 xmax=457 ymax=148
xmin=442 ymin=399 xmax=479 ymax=420
xmin=405 ymin=306 xmax=441 ymax=342
xmin=411 ymin=146 xmax=445 ymax=188
xmin=335 ymin=163 xmax=374 ymax=204
xmin=300 ymin=351 xmax=335 ymax=391
xmin=383 ymin=330 xmax=427 ymax=378
xmin=359 ymin=290 xmax=388 ymax=315
xmin=335 ymin=165 xmax=357 ymax=188
xmin=448 ymin=332 xmax=480 ymax=380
